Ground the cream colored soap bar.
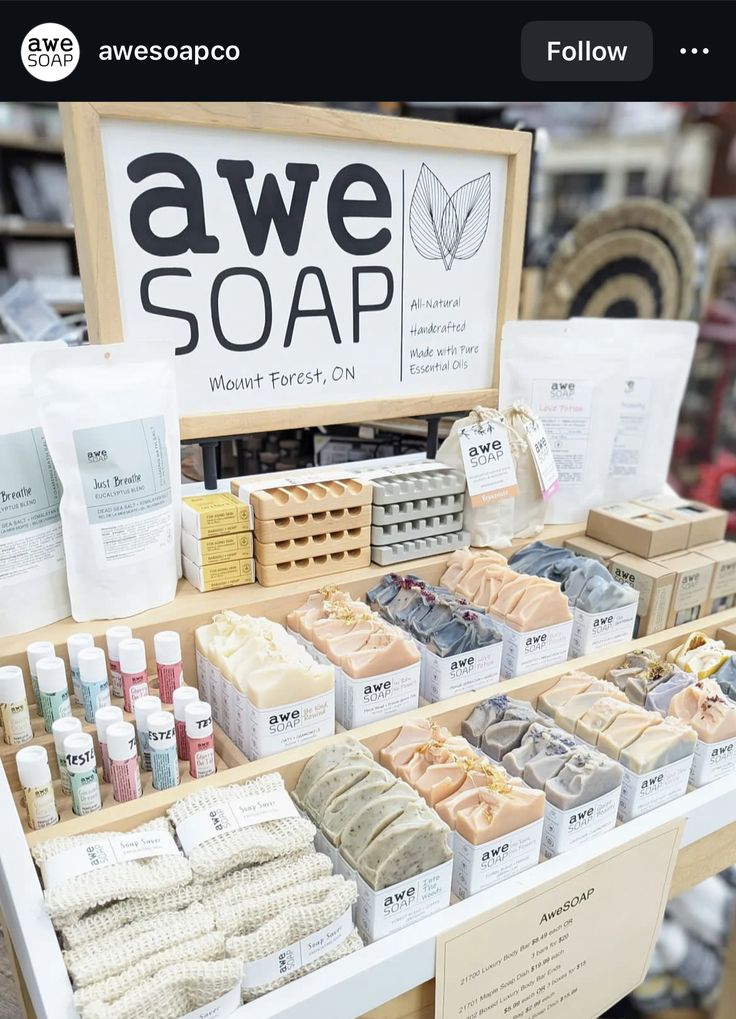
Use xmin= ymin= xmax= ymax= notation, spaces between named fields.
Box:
xmin=321 ymin=772 xmax=397 ymax=845
xmin=537 ymin=672 xmax=597 ymax=716
xmin=293 ymin=739 xmax=373 ymax=808
xmin=576 ymin=697 xmax=634 ymax=745
xmin=356 ymin=801 xmax=452 ymax=891
xmin=619 ymin=718 xmax=697 ymax=772
xmin=339 ymin=784 xmax=419 ymax=869
xmin=596 ymin=709 xmax=662 ymax=760
xmin=668 ymin=679 xmax=736 ymax=743
xmin=554 ymin=682 xmax=627 ymax=733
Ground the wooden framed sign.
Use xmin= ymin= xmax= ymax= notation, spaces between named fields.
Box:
xmin=60 ymin=102 xmax=531 ymax=440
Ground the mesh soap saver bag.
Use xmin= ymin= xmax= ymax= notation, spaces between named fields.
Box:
xmin=437 ymin=406 xmax=519 ymax=549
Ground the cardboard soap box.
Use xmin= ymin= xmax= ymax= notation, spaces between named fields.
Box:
xmin=609 ymin=553 xmax=676 ymax=637
xmin=181 ymin=492 xmax=253 ymax=539
xmin=636 ymin=496 xmax=727 ymax=547
xmin=182 ymin=555 xmax=256 ymax=592
xmin=651 ymin=550 xmax=715 ymax=629
xmin=181 ymin=529 xmax=254 ymax=567
xmin=692 ymin=541 xmax=736 ymax=615
xmin=564 ymin=535 xmax=622 ymax=566
xmin=586 ymin=502 xmax=690 ymax=559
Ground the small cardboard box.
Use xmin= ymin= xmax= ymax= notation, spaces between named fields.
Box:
xmin=636 ymin=496 xmax=728 ymax=547
xmin=609 ymin=553 xmax=676 ymax=637
xmin=586 ymin=502 xmax=690 ymax=559
xmin=182 ymin=555 xmax=256 ymax=592
xmin=563 ymin=535 xmax=622 ymax=565
xmin=181 ymin=529 xmax=254 ymax=567
xmin=181 ymin=492 xmax=253 ymax=539
xmin=651 ymin=550 xmax=715 ymax=629
xmin=692 ymin=541 xmax=736 ymax=615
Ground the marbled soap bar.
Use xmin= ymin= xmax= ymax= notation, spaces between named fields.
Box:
xmin=339 ymin=783 xmax=419 ymax=869
xmin=544 ymin=749 xmax=623 ymax=810
xmin=379 ymin=719 xmax=453 ymax=772
xmin=619 ymin=718 xmax=697 ymax=773
xmin=576 ymin=697 xmax=635 ymax=745
xmin=596 ymin=710 xmax=663 ymax=760
xmin=356 ymin=801 xmax=453 ymax=890
xmin=462 ymin=695 xmax=537 ymax=747
xmin=553 ymin=682 xmax=627 ymax=733
xmin=666 ymin=632 xmax=731 ymax=678
xmin=504 ymin=726 xmax=577 ymax=788
xmin=450 ymin=779 xmax=545 ymax=845
xmin=537 ymin=672 xmax=597 ymax=716
xmin=480 ymin=704 xmax=549 ymax=761
xmin=320 ymin=772 xmax=397 ymax=844
xmin=293 ymin=738 xmax=372 ymax=808
xmin=645 ymin=670 xmax=696 ymax=714
xmin=668 ymin=678 xmax=736 ymax=743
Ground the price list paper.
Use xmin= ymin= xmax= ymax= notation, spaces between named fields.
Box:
xmin=436 ymin=821 xmax=683 ymax=1019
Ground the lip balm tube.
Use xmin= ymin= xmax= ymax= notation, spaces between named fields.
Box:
xmin=64 ymin=732 xmax=102 ymax=816
xmin=154 ymin=631 xmax=184 ymax=705
xmin=107 ymin=722 xmax=142 ymax=803
xmin=67 ymin=634 xmax=94 ymax=706
xmin=16 ymin=746 xmax=57 ymax=830
xmin=78 ymin=648 xmax=110 ymax=724
xmin=53 ymin=716 xmax=83 ymax=795
xmin=37 ymin=657 xmax=71 ymax=734
xmin=26 ymin=641 xmax=55 ymax=716
xmin=148 ymin=711 xmax=180 ymax=791
xmin=173 ymin=687 xmax=199 ymax=761
xmin=119 ymin=639 xmax=149 ymax=714
xmin=106 ymin=626 xmax=132 ymax=700
xmin=95 ymin=705 xmax=123 ymax=783
xmin=134 ymin=695 xmax=161 ymax=771
xmin=186 ymin=700 xmax=216 ymax=779
xmin=0 ymin=666 xmax=33 ymax=745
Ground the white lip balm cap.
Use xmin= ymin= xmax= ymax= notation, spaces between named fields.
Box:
xmin=95 ymin=705 xmax=123 ymax=742
xmin=16 ymin=745 xmax=51 ymax=787
xmin=106 ymin=626 xmax=132 ymax=660
xmin=52 ymin=716 xmax=82 ymax=755
xmin=154 ymin=631 xmax=181 ymax=666
xmin=173 ymin=686 xmax=199 ymax=721
xmin=185 ymin=700 xmax=213 ymax=739
xmin=118 ymin=638 xmax=146 ymax=675
xmin=106 ymin=722 xmax=137 ymax=762
xmin=37 ymin=657 xmax=68 ymax=695
xmin=27 ymin=641 xmax=55 ymax=674
xmin=148 ymin=711 xmax=176 ymax=747
xmin=0 ymin=665 xmax=26 ymax=703
xmin=134 ymin=695 xmax=162 ymax=729
xmin=66 ymin=634 xmax=94 ymax=668
xmin=78 ymin=647 xmax=107 ymax=684
xmin=64 ymin=732 xmax=96 ymax=771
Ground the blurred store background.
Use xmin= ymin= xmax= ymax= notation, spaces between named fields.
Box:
xmin=2 ymin=99 xmax=736 ymax=1019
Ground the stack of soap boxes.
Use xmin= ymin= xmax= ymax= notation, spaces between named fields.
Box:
xmin=576 ymin=496 xmax=733 ymax=637
xmin=181 ymin=492 xmax=255 ymax=592
xmin=245 ymin=479 xmax=373 ymax=586
xmin=369 ymin=466 xmax=469 ymax=566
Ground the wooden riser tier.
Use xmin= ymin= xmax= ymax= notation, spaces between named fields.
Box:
xmin=0 ymin=524 xmax=584 ymax=709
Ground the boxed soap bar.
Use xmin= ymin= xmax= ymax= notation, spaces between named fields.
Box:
xmin=420 ymin=643 xmax=502 ymax=703
xmin=636 ymin=496 xmax=728 ymax=547
xmin=616 ymin=754 xmax=693 ymax=821
xmin=181 ymin=529 xmax=253 ymax=566
xmin=586 ymin=502 xmax=690 ymax=558
xmin=564 ymin=535 xmax=622 ymax=566
xmin=181 ymin=492 xmax=253 ymax=538
xmin=608 ymin=553 xmax=676 ymax=637
xmin=336 ymin=663 xmax=421 ymax=729
xmin=651 ymin=551 xmax=715 ymax=628
xmin=452 ymin=819 xmax=543 ymax=897
xmin=568 ymin=601 xmax=638 ymax=658
xmin=498 ymin=619 xmax=573 ymax=679
xmin=693 ymin=541 xmax=736 ymax=615
xmin=182 ymin=556 xmax=255 ymax=592
xmin=541 ymin=785 xmax=621 ymax=858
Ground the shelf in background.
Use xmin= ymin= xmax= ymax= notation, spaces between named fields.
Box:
xmin=0 ymin=132 xmax=64 ymax=154
xmin=0 ymin=217 xmax=74 ymax=238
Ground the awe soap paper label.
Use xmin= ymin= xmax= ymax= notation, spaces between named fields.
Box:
xmin=355 ymin=859 xmax=453 ymax=943
xmin=421 ymin=643 xmax=502 ymax=703
xmin=541 ymin=786 xmax=621 ymax=859
xmin=336 ymin=662 xmax=421 ymax=729
xmin=459 ymin=418 xmax=519 ymax=507
xmin=690 ymin=737 xmax=736 ymax=787
xmin=452 ymin=819 xmax=543 ymax=898
xmin=500 ymin=619 xmax=573 ymax=679
xmin=241 ymin=906 xmax=354 ymax=990
xmin=523 ymin=417 xmax=560 ymax=501
xmin=247 ymin=689 xmax=335 ymax=760
xmin=569 ymin=601 xmax=638 ymax=658
xmin=40 ymin=831 xmax=180 ymax=889
xmin=617 ymin=755 xmax=693 ymax=822
xmin=175 ymin=787 xmax=299 ymax=854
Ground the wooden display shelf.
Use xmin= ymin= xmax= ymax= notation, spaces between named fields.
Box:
xmin=0 ymin=217 xmax=74 ymax=237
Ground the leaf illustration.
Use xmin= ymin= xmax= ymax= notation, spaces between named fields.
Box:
xmin=409 ymin=164 xmax=491 ymax=271
xmin=444 ymin=173 xmax=491 ymax=266
xmin=409 ymin=163 xmax=453 ymax=269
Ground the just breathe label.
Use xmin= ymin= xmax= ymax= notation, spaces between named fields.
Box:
xmin=72 ymin=415 xmax=172 ymax=566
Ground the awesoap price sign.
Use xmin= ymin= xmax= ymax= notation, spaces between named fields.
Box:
xmin=60 ymin=102 xmax=530 ymax=438
xmin=436 ymin=820 xmax=684 ymax=1019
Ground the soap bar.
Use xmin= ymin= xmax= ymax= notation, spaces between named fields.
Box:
xmin=480 ymin=703 xmax=547 ymax=761
xmin=596 ymin=710 xmax=663 ymax=760
xmin=321 ymin=772 xmax=397 ymax=845
xmin=666 ymin=632 xmax=730 ymax=678
xmin=509 ymin=541 xmax=636 ymax=612
xmin=339 ymin=783 xmax=418 ymax=869
xmin=544 ymin=749 xmax=623 ymax=810
xmin=292 ymin=739 xmax=372 ymax=808
xmin=645 ymin=670 xmax=696 ymax=714
xmin=398 ymin=740 xmax=476 ymax=805
xmin=440 ymin=549 xmax=506 ymax=601
xmin=537 ymin=672 xmax=597 ymax=716
xmin=668 ymin=678 xmax=736 ymax=743
xmin=356 ymin=802 xmax=452 ymax=890
xmin=379 ymin=719 xmax=452 ymax=772
xmin=340 ymin=631 xmax=420 ymax=679
xmin=623 ymin=662 xmax=682 ymax=707
xmin=576 ymin=697 xmax=635 ymax=745
xmin=462 ymin=695 xmax=536 ymax=746
xmin=619 ymin=718 xmax=697 ymax=773
xmin=439 ymin=773 xmax=546 ymax=844
xmin=553 ymin=682 xmax=627 ymax=733
xmin=502 ymin=723 xmax=576 ymax=783
xmin=303 ymin=754 xmax=377 ymax=821
xmin=714 ymin=656 xmax=736 ymax=701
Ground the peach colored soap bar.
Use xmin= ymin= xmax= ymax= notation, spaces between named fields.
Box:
xmin=554 ymin=682 xmax=627 ymax=733
xmin=505 ymin=578 xmax=572 ymax=629
xmin=619 ymin=717 xmax=697 ymax=772
xmin=537 ymin=672 xmax=597 ymax=716
xmin=380 ymin=719 xmax=452 ymax=772
xmin=437 ymin=771 xmax=546 ymax=843
xmin=339 ymin=632 xmax=420 ymax=679
xmin=668 ymin=679 xmax=736 ymax=743
xmin=596 ymin=709 xmax=662 ymax=760
xmin=441 ymin=549 xmax=506 ymax=598
xmin=576 ymin=697 xmax=635 ymax=745
xmin=399 ymin=741 xmax=477 ymax=805
xmin=454 ymin=555 xmax=509 ymax=603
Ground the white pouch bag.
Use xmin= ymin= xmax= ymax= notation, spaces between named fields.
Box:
xmin=500 ymin=321 xmax=626 ymax=525
xmin=0 ymin=341 xmax=71 ymax=636
xmin=502 ymin=402 xmax=549 ymax=539
xmin=437 ymin=406 xmax=516 ymax=548
xmin=32 ymin=342 xmax=181 ymax=621
xmin=568 ymin=318 xmax=697 ymax=504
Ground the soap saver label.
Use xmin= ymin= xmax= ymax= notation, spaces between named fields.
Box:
xmin=181 ymin=981 xmax=242 ymax=1019
xmin=175 ymin=788 xmax=299 ymax=854
xmin=241 ymin=906 xmax=354 ymax=990
xmin=40 ymin=830 xmax=180 ymax=889
xmin=459 ymin=418 xmax=519 ymax=507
